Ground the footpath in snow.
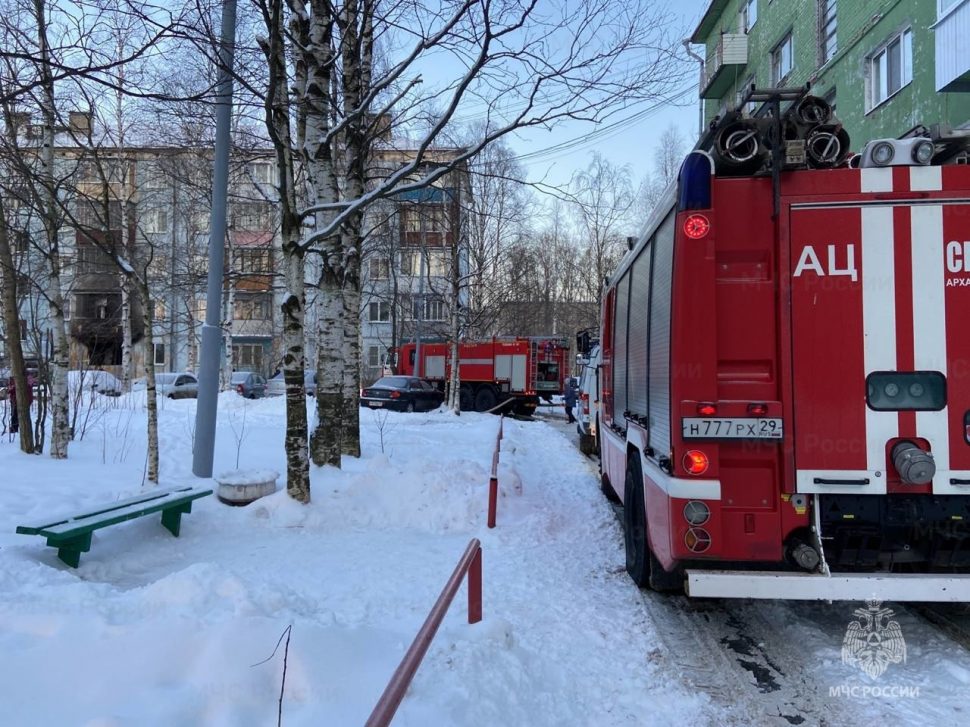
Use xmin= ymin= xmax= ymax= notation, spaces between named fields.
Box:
xmin=0 ymin=393 xmax=713 ymax=726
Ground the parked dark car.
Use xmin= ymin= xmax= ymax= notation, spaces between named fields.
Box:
xmin=360 ymin=376 xmax=444 ymax=412
xmin=231 ymin=371 xmax=267 ymax=399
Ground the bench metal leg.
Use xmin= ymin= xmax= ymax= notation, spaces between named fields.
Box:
xmin=161 ymin=502 xmax=192 ymax=537
xmin=48 ymin=532 xmax=92 ymax=568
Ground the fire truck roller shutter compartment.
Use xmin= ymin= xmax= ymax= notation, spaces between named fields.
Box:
xmin=789 ymin=185 xmax=970 ymax=498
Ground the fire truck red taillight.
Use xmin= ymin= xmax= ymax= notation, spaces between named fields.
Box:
xmin=747 ymin=403 xmax=768 ymax=416
xmin=683 ymin=450 xmax=709 ymax=476
xmin=683 ymin=214 xmax=711 ymax=240
xmin=697 ymin=402 xmax=717 ymax=416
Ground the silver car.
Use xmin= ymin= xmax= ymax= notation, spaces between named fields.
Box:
xmin=265 ymin=370 xmax=317 ymax=397
xmin=155 ymin=372 xmax=199 ymax=399
xmin=231 ymin=371 xmax=267 ymax=399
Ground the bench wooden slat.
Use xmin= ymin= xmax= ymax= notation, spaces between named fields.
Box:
xmin=16 ymin=486 xmax=201 ymax=534
xmin=15 ymin=486 xmax=213 ymax=567
xmin=35 ymin=488 xmax=212 ymax=540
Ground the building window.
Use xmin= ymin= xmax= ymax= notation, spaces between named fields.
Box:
xmin=368 ymin=256 xmax=390 ymax=279
xmin=234 ymin=294 xmax=273 ymax=320
xmin=818 ymin=0 xmax=837 ymax=66
xmin=141 ymin=163 xmax=166 ymax=189
xmin=368 ymin=301 xmax=390 ymax=322
xmin=424 ymin=298 xmax=446 ymax=322
xmin=742 ymin=0 xmax=758 ymax=31
xmin=868 ymin=28 xmax=912 ymax=110
xmin=154 ymin=342 xmax=166 ymax=365
xmin=154 ymin=300 xmax=167 ymax=321
xmin=232 ymin=343 xmax=264 ymax=371
xmin=740 ymin=74 xmax=756 ymax=114
xmin=248 ymin=162 xmax=274 ymax=184
xmin=367 ymin=345 xmax=380 ymax=368
xmin=191 ymin=208 xmax=210 ymax=233
xmin=402 ymin=207 xmax=421 ymax=233
xmin=237 ymin=248 xmax=273 ymax=273
xmin=771 ymin=32 xmax=793 ymax=85
xmin=400 ymin=248 xmax=422 ymax=276
xmin=427 ymin=250 xmax=449 ymax=276
xmin=143 ymin=208 xmax=169 ymax=234
xmin=232 ymin=201 xmax=273 ymax=231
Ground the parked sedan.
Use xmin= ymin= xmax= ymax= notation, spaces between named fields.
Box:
xmin=155 ymin=372 xmax=198 ymax=399
xmin=232 ymin=371 xmax=267 ymax=399
xmin=360 ymin=376 xmax=444 ymax=412
xmin=265 ymin=371 xmax=317 ymax=397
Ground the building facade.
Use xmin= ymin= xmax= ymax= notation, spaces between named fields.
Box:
xmin=691 ymin=0 xmax=970 ymax=144
xmin=359 ymin=153 xmax=470 ymax=385
xmin=1 ymin=122 xmax=469 ymax=387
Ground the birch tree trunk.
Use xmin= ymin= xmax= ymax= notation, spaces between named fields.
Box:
xmin=0 ymin=202 xmax=35 ymax=452
xmin=261 ymin=0 xmax=310 ymax=500
xmin=34 ymin=0 xmax=70 ymax=458
xmin=341 ymin=229 xmax=361 ymax=455
xmin=301 ymin=0 xmax=343 ymax=468
xmin=136 ymin=280 xmax=160 ymax=482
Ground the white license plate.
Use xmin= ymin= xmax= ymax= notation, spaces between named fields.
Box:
xmin=368 ymin=401 xmax=384 ymax=408
xmin=682 ymin=417 xmax=783 ymax=439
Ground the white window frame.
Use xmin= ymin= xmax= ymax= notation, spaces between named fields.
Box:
xmin=368 ymin=301 xmax=390 ymax=322
xmin=367 ymin=345 xmax=380 ymax=368
xmin=424 ymin=298 xmax=446 ymax=322
xmin=143 ymin=208 xmax=169 ymax=234
xmin=742 ymin=0 xmax=758 ymax=31
xmin=771 ymin=32 xmax=793 ymax=85
xmin=153 ymin=342 xmax=166 ymax=365
xmin=368 ymin=256 xmax=390 ymax=280
xmin=248 ymin=161 xmax=274 ymax=185
xmin=818 ymin=0 xmax=837 ymax=66
xmin=867 ymin=28 xmax=913 ymax=112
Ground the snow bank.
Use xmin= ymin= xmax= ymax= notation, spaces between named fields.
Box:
xmin=0 ymin=397 xmax=713 ymax=725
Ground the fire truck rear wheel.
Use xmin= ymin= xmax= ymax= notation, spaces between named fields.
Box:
xmin=474 ymin=386 xmax=497 ymax=412
xmin=624 ymin=454 xmax=683 ymax=593
xmin=459 ymin=386 xmax=474 ymax=411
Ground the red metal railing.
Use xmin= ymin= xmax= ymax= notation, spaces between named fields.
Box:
xmin=366 ymin=538 xmax=483 ymax=727
xmin=488 ymin=415 xmax=504 ymax=528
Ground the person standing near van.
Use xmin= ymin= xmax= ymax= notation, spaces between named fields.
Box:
xmin=564 ymin=378 xmax=577 ymax=424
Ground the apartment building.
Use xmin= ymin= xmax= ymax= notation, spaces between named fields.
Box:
xmin=691 ymin=0 xmax=970 ymax=143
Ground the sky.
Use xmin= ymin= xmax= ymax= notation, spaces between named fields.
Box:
xmin=505 ymin=0 xmax=712 ymax=191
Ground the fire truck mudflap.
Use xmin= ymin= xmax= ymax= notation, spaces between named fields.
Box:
xmin=685 ymin=569 xmax=970 ymax=602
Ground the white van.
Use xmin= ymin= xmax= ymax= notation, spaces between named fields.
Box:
xmin=576 ymin=344 xmax=600 ymax=456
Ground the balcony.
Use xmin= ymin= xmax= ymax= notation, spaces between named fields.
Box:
xmin=700 ymin=33 xmax=748 ymax=100
xmin=935 ymin=0 xmax=970 ymax=92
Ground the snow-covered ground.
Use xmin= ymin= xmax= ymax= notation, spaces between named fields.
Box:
xmin=0 ymin=393 xmax=714 ymax=726
xmin=6 ymin=394 xmax=970 ymax=726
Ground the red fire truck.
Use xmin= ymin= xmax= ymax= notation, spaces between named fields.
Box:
xmin=601 ymin=89 xmax=970 ymax=601
xmin=396 ymin=337 xmax=569 ymax=413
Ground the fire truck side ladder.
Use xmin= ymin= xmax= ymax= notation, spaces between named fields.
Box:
xmin=528 ymin=340 xmax=538 ymax=392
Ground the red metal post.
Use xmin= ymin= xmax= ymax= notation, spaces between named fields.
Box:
xmin=366 ymin=539 xmax=483 ymax=727
xmin=488 ymin=417 xmax=502 ymax=528
xmin=468 ymin=545 xmax=482 ymax=624
xmin=487 ymin=476 xmax=498 ymax=529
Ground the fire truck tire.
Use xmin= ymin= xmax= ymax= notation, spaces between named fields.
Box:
xmin=474 ymin=386 xmax=497 ymax=412
xmin=459 ymin=386 xmax=474 ymax=411
xmin=623 ymin=459 xmax=650 ymax=587
xmin=624 ymin=454 xmax=683 ymax=593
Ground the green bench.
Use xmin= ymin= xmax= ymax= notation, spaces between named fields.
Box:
xmin=16 ymin=486 xmax=212 ymax=567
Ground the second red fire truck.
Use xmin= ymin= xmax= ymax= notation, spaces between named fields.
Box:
xmin=396 ymin=337 xmax=570 ymax=414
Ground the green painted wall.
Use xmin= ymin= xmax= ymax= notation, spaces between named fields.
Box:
xmin=695 ymin=0 xmax=970 ymax=148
